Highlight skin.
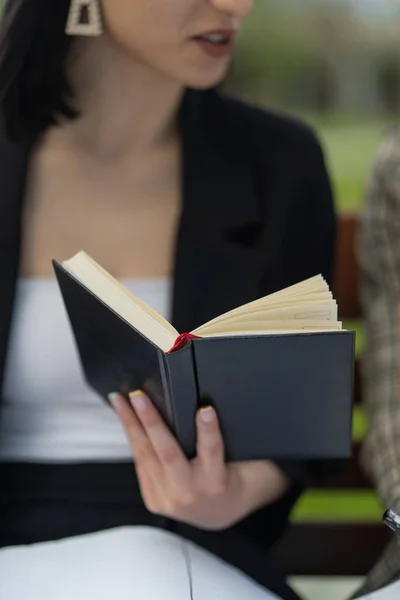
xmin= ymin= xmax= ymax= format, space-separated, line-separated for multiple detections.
xmin=110 ymin=391 xmax=289 ymax=530
xmin=22 ymin=0 xmax=289 ymax=531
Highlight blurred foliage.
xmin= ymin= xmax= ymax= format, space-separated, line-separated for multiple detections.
xmin=223 ymin=1 xmax=400 ymax=213
xmin=225 ymin=0 xmax=400 ymax=115
xmin=225 ymin=2 xmax=319 ymax=100
xmin=303 ymin=113 xmax=396 ymax=211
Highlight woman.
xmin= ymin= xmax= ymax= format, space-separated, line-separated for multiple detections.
xmin=0 ymin=1 xmax=336 ymax=599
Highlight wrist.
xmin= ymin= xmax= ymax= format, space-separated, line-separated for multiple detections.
xmin=244 ymin=460 xmax=290 ymax=512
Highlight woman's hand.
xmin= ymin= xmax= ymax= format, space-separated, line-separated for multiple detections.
xmin=109 ymin=390 xmax=290 ymax=531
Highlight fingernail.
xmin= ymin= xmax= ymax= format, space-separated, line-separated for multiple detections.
xmin=200 ymin=406 xmax=215 ymax=424
xmin=129 ymin=390 xmax=148 ymax=412
xmin=108 ymin=393 xmax=123 ymax=412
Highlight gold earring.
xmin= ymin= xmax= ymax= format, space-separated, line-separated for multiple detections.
xmin=65 ymin=0 xmax=103 ymax=37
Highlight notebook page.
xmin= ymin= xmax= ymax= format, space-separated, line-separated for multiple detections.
xmin=358 ymin=580 xmax=400 ymax=600
xmin=62 ymin=257 xmax=176 ymax=352
xmin=192 ymin=275 xmax=328 ymax=333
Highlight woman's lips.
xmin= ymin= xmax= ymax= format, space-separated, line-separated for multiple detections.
xmin=192 ymin=30 xmax=237 ymax=58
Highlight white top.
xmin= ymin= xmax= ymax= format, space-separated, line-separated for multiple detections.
xmin=0 ymin=277 xmax=172 ymax=462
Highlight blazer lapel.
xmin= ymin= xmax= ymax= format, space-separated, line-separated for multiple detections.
xmin=0 ymin=131 xmax=31 ymax=385
xmin=172 ymin=90 xmax=268 ymax=332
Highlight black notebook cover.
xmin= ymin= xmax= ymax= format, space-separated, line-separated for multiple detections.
xmin=53 ymin=261 xmax=355 ymax=462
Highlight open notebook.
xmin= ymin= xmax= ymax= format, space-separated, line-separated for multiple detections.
xmin=60 ymin=251 xmax=342 ymax=353
xmin=53 ymin=251 xmax=355 ymax=461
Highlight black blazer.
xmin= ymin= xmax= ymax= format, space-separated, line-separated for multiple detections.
xmin=0 ymin=89 xmax=336 ymax=600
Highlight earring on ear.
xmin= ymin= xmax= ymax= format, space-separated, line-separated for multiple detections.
xmin=65 ymin=0 xmax=103 ymax=37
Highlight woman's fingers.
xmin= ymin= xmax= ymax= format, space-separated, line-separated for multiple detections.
xmin=108 ymin=393 xmax=160 ymax=474
xmin=196 ymin=406 xmax=228 ymax=494
xmin=128 ymin=390 xmax=193 ymax=493
xmin=109 ymin=392 xmax=168 ymax=513
xmin=110 ymin=391 xmax=229 ymax=518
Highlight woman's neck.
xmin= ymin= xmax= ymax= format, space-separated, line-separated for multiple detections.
xmin=54 ymin=35 xmax=184 ymax=161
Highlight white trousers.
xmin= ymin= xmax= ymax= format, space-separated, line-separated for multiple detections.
xmin=359 ymin=580 xmax=400 ymax=600
xmin=0 ymin=526 xmax=282 ymax=600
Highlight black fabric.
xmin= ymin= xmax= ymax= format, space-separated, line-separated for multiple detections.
xmin=0 ymin=462 xmax=301 ymax=600
xmin=0 ymin=88 xmax=338 ymax=599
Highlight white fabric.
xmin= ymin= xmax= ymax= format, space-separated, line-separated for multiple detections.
xmin=359 ymin=580 xmax=400 ymax=600
xmin=0 ymin=526 xmax=282 ymax=600
xmin=0 ymin=277 xmax=172 ymax=462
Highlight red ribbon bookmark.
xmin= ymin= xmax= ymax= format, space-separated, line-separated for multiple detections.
xmin=167 ymin=333 xmax=200 ymax=354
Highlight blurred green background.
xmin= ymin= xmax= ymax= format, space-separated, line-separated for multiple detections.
xmin=223 ymin=0 xmax=400 ymax=524
xmin=225 ymin=0 xmax=400 ymax=213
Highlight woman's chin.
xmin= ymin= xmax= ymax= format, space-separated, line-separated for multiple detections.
xmin=188 ymin=79 xmax=224 ymax=90
xmin=183 ymin=71 xmax=229 ymax=90
xmin=172 ymin=57 xmax=230 ymax=90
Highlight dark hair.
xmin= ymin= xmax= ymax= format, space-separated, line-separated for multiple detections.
xmin=0 ymin=0 xmax=77 ymax=141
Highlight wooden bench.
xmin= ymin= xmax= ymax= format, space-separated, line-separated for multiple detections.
xmin=271 ymin=213 xmax=391 ymax=576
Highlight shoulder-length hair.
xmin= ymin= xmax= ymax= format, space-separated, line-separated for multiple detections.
xmin=0 ymin=0 xmax=76 ymax=141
